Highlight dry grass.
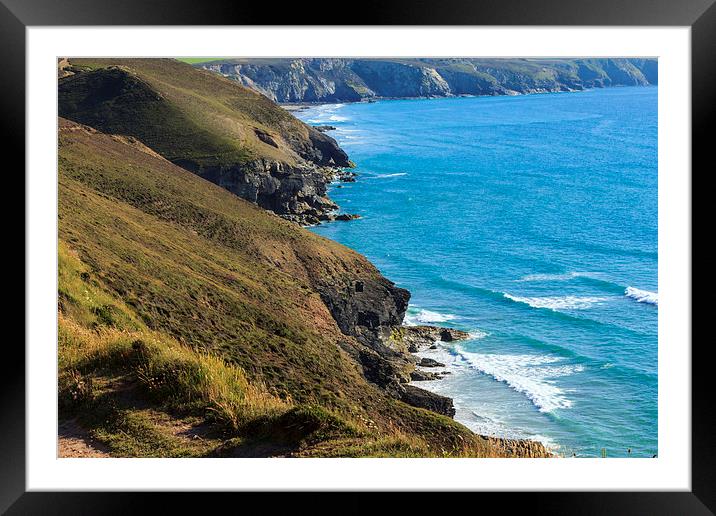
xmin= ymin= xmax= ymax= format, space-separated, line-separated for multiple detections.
xmin=56 ymin=115 xmax=551 ymax=458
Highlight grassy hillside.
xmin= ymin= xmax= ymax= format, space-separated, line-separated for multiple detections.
xmin=58 ymin=118 xmax=549 ymax=457
xmin=58 ymin=58 xmax=352 ymax=224
xmin=59 ymin=58 xmax=348 ymax=168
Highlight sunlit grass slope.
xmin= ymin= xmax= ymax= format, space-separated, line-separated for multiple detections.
xmin=58 ymin=118 xmax=545 ymax=457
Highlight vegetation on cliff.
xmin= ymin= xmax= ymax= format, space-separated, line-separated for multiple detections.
xmin=58 ymin=118 xmax=550 ymax=457
xmin=58 ymin=58 xmax=350 ymax=224
xmin=195 ymin=58 xmax=658 ymax=103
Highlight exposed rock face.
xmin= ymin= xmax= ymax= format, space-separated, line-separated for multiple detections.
xmin=317 ymin=276 xmax=414 ymax=392
xmin=176 ymin=158 xmax=343 ymax=226
xmin=349 ymin=60 xmax=451 ymax=98
xmin=400 ymin=385 xmax=456 ymax=417
xmin=319 ymin=278 xmax=410 ymax=345
xmin=401 ymin=325 xmax=471 ymax=353
xmin=362 ymin=324 xmax=470 ymax=413
xmin=418 ymin=357 xmax=445 ymax=368
xmin=57 ymin=61 xmax=352 ymax=226
xmin=200 ymin=58 xmax=658 ymax=103
xmin=206 ymin=58 xmax=366 ymax=103
xmin=410 ymin=369 xmax=452 ymax=381
xmin=481 ymin=436 xmax=552 ymax=458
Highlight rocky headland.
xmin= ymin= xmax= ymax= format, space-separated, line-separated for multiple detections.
xmin=57 ymin=58 xmax=551 ymax=457
xmin=197 ymin=58 xmax=658 ymax=104
xmin=58 ymin=59 xmax=357 ymax=226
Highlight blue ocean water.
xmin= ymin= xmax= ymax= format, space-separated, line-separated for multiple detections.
xmin=297 ymin=86 xmax=658 ymax=458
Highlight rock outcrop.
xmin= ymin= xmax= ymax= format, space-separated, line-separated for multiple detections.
xmin=400 ymin=385 xmax=456 ymax=417
xmin=57 ymin=59 xmax=353 ymax=226
xmin=180 ymin=158 xmax=348 ymax=226
xmin=316 ymin=275 xmax=414 ymax=394
xmin=418 ymin=357 xmax=445 ymax=368
xmin=401 ymin=325 xmax=471 ymax=352
xmin=199 ymin=58 xmax=658 ymax=104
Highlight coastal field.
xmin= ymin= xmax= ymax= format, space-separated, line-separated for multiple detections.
xmin=56 ymin=57 xmax=656 ymax=458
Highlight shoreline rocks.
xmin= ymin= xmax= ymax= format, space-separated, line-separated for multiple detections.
xmin=418 ymin=357 xmax=445 ymax=368
xmin=401 ymin=325 xmax=471 ymax=353
xmin=371 ymin=323 xmax=470 ymax=415
xmin=313 ymin=125 xmax=337 ymax=132
xmin=399 ymin=385 xmax=456 ymax=417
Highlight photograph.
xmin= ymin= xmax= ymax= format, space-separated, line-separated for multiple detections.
xmin=56 ymin=56 xmax=658 ymax=459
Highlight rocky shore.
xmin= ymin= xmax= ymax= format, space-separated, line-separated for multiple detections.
xmin=384 ymin=325 xmax=470 ymax=417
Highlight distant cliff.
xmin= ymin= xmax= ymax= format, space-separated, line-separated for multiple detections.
xmin=197 ymin=58 xmax=658 ymax=103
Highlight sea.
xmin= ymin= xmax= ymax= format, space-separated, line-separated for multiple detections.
xmin=296 ymin=86 xmax=658 ymax=458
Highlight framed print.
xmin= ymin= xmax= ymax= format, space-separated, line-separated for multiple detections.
xmin=6 ymin=0 xmax=713 ymax=513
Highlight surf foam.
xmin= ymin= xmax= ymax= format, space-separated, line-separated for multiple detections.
xmin=456 ymin=350 xmax=584 ymax=413
xmin=504 ymin=293 xmax=608 ymax=310
xmin=624 ymin=286 xmax=658 ymax=306
xmin=372 ymin=172 xmax=407 ymax=178
xmin=404 ymin=307 xmax=457 ymax=326
xmin=518 ymin=271 xmax=593 ymax=282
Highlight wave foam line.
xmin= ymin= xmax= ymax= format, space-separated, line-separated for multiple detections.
xmin=518 ymin=271 xmax=593 ymax=282
xmin=624 ymin=286 xmax=658 ymax=306
xmin=457 ymin=349 xmax=584 ymax=413
xmin=404 ymin=307 xmax=457 ymax=326
xmin=504 ymin=293 xmax=608 ymax=310
xmin=367 ymin=172 xmax=407 ymax=179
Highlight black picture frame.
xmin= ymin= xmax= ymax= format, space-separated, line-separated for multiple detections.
xmin=5 ymin=0 xmax=712 ymax=513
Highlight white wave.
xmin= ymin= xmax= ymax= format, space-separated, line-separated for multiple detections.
xmin=504 ymin=293 xmax=608 ymax=310
xmin=371 ymin=172 xmax=407 ymax=178
xmin=312 ymin=103 xmax=345 ymax=112
xmin=468 ymin=329 xmax=489 ymax=340
xmin=625 ymin=286 xmax=658 ymax=306
xmin=457 ymin=350 xmax=584 ymax=413
xmin=366 ymin=172 xmax=408 ymax=179
xmin=404 ymin=307 xmax=457 ymax=326
xmin=518 ymin=271 xmax=593 ymax=282
xmin=412 ymin=346 xmax=564 ymax=447
xmin=302 ymin=104 xmax=347 ymax=123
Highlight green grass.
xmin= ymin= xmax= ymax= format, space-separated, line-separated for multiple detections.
xmin=58 ymin=118 xmax=546 ymax=458
xmin=58 ymin=58 xmax=347 ymax=173
xmin=57 ymin=116 xmax=551 ymax=458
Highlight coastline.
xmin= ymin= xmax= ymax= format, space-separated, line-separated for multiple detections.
xmin=397 ymin=323 xmax=556 ymax=456
xmin=295 ymin=103 xmax=554 ymax=454
xmin=296 ymin=87 xmax=658 ymax=457
xmin=279 ymin=84 xmax=659 ymax=112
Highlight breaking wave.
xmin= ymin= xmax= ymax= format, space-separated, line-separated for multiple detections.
xmin=503 ymin=293 xmax=609 ymax=310
xmin=518 ymin=271 xmax=594 ymax=282
xmin=625 ymin=286 xmax=658 ymax=306
xmin=457 ymin=349 xmax=585 ymax=413
xmin=404 ymin=307 xmax=457 ymax=326
xmin=372 ymin=172 xmax=407 ymax=178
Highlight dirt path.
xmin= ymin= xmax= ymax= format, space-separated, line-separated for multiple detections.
xmin=58 ymin=419 xmax=111 ymax=458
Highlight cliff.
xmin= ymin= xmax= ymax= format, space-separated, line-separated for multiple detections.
xmin=197 ymin=58 xmax=658 ymax=103
xmin=58 ymin=58 xmax=352 ymax=225
xmin=57 ymin=117 xmax=550 ymax=457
